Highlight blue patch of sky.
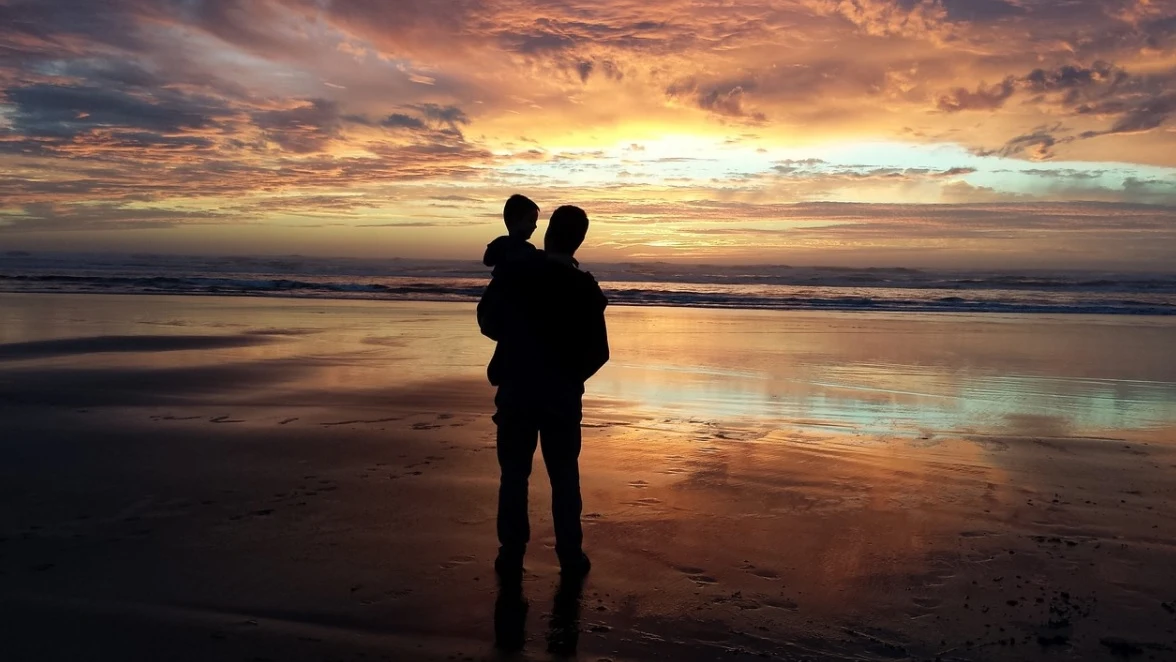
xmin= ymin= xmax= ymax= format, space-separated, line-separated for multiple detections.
xmin=496 ymin=138 xmax=1176 ymax=200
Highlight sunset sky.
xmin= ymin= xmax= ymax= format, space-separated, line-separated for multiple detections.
xmin=1 ymin=0 xmax=1175 ymax=268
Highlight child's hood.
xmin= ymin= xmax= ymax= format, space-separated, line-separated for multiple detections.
xmin=483 ymin=236 xmax=535 ymax=267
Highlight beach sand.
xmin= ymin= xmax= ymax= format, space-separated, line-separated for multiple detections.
xmin=1 ymin=293 xmax=1175 ymax=661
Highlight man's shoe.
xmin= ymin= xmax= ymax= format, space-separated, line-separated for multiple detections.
xmin=494 ymin=552 xmax=524 ymax=581
xmin=558 ymin=551 xmax=591 ymax=577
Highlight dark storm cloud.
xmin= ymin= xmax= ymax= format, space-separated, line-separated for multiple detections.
xmin=937 ymin=76 xmax=1016 ymax=112
xmin=499 ymin=30 xmax=579 ymax=55
xmin=1106 ymin=92 xmax=1176 ymax=133
xmin=493 ymin=16 xmax=682 ymax=55
xmin=0 ymin=0 xmax=151 ymax=55
xmin=168 ymin=0 xmax=320 ymax=58
xmin=698 ymin=86 xmax=765 ymax=122
xmin=666 ymin=79 xmax=767 ymax=122
xmin=940 ymin=0 xmax=1025 ymax=21
xmin=380 ymin=113 xmax=428 ymax=130
xmin=937 ymin=59 xmax=1175 ymax=155
xmin=996 ymin=128 xmax=1069 ymax=160
xmin=1080 ymin=91 xmax=1176 ymax=137
xmin=1 ymin=201 xmax=230 ymax=232
xmin=1022 ymin=62 xmax=1127 ymax=95
xmin=3 ymin=83 xmax=238 ymax=138
xmin=45 ymin=58 xmax=166 ymax=89
xmin=408 ymin=103 xmax=471 ymax=137
xmin=252 ymin=98 xmax=344 ymax=153
xmin=938 ymin=167 xmax=977 ymax=177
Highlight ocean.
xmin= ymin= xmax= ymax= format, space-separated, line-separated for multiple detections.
xmin=2 ymin=251 xmax=1175 ymax=315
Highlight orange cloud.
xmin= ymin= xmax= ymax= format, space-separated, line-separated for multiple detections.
xmin=0 ymin=0 xmax=1173 ymax=268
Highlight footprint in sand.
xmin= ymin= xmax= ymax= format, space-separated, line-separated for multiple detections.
xmin=623 ymin=497 xmax=662 ymax=507
xmin=359 ymin=587 xmax=412 ymax=606
xmin=675 ymin=566 xmax=718 ymax=584
xmin=740 ymin=563 xmax=781 ymax=580
xmin=322 ymin=417 xmax=401 ymax=427
xmin=628 ymin=480 xmax=650 ymax=489
xmin=210 ymin=415 xmax=244 ymax=424
xmin=764 ymin=597 xmax=798 ymax=611
xmin=411 ymin=422 xmax=442 ymax=431
xmin=906 ymin=596 xmax=942 ymax=619
xmin=440 ymin=555 xmax=476 ymax=569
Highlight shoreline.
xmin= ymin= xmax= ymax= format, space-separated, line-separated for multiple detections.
xmin=2 ymin=288 xmax=1175 ymax=317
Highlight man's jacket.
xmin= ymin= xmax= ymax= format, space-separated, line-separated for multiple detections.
xmin=477 ymin=257 xmax=609 ymax=391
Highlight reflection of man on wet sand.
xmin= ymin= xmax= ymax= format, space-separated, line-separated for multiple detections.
xmin=478 ymin=204 xmax=610 ymax=581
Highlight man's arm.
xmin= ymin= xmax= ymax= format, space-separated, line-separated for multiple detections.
xmin=580 ymin=281 xmax=610 ymax=382
xmin=477 ymin=278 xmax=505 ymax=341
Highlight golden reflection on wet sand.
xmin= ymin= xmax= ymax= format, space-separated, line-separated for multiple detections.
xmin=6 ymin=293 xmax=1172 ymax=435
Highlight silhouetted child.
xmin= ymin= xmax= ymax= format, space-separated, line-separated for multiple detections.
xmin=483 ymin=194 xmax=540 ymax=270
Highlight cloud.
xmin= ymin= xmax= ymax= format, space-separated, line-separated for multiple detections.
xmin=1084 ymin=91 xmax=1176 ymax=136
xmin=939 ymin=0 xmax=1024 ymax=22
xmin=936 ymin=61 xmax=1173 ymax=154
xmin=252 ymin=98 xmax=344 ymax=153
xmin=1 ymin=200 xmax=230 ymax=232
xmin=3 ymin=83 xmax=236 ymax=138
xmin=666 ymin=79 xmax=767 ymax=122
xmin=938 ymin=167 xmax=976 ymax=176
xmin=410 ymin=103 xmax=471 ymax=137
xmin=995 ymin=127 xmax=1068 ymax=160
xmin=822 ymin=0 xmax=950 ymax=39
xmin=1 ymin=0 xmax=1175 ymax=268
xmin=937 ymin=77 xmax=1016 ymax=112
xmin=380 ymin=113 xmax=428 ymax=130
xmin=698 ymin=86 xmax=764 ymax=122
xmin=1022 ymin=62 xmax=1128 ymax=96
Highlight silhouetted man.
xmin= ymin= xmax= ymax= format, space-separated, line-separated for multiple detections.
xmin=477 ymin=205 xmax=609 ymax=580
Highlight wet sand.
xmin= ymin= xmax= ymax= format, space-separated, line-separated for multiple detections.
xmin=1 ymin=293 xmax=1175 ymax=661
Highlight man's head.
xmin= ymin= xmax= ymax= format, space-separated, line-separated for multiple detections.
xmin=503 ymin=194 xmax=539 ymax=240
xmin=544 ymin=205 xmax=589 ymax=256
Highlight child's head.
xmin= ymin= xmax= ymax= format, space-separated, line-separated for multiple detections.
xmin=544 ymin=205 xmax=589 ymax=256
xmin=503 ymin=194 xmax=539 ymax=240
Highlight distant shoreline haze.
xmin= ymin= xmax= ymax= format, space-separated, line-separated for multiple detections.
xmin=2 ymin=253 xmax=1174 ymax=315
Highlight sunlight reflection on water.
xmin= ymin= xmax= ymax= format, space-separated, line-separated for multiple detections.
xmin=2 ymin=294 xmax=1173 ymax=438
xmin=596 ymin=306 xmax=1176 ymax=437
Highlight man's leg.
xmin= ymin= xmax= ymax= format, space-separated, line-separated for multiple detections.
xmin=538 ymin=392 xmax=584 ymax=566
xmin=495 ymin=388 xmax=540 ymax=568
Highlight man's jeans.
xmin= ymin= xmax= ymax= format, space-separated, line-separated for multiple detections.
xmin=493 ymin=384 xmax=584 ymax=560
